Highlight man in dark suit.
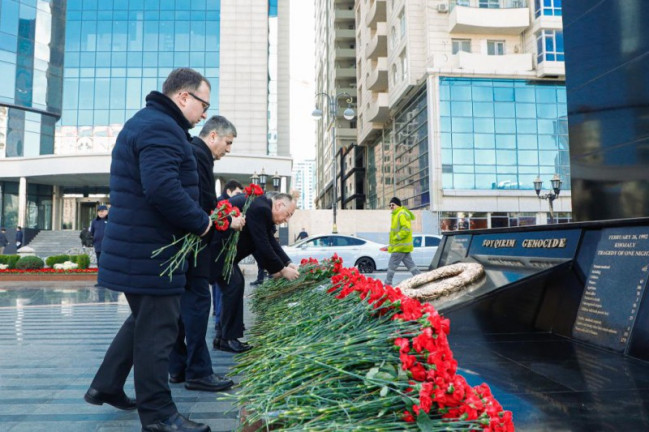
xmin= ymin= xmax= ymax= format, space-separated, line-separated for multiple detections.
xmin=84 ymin=68 xmax=214 ymax=432
xmin=212 ymin=192 xmax=300 ymax=353
xmin=211 ymin=179 xmax=243 ymax=348
xmin=168 ymin=116 xmax=244 ymax=392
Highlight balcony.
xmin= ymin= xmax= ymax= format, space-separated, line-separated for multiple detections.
xmin=335 ymin=127 xmax=357 ymax=140
xmin=367 ymin=58 xmax=388 ymax=91
xmin=367 ymin=92 xmax=389 ymax=123
xmin=449 ymin=51 xmax=533 ymax=73
xmin=336 ymin=47 xmax=356 ymax=59
xmin=536 ymin=60 xmax=565 ymax=78
xmin=335 ymin=66 xmax=357 ymax=79
xmin=335 ymin=9 xmax=355 ymax=21
xmin=334 ymin=28 xmax=356 ymax=40
xmin=449 ymin=0 xmax=530 ymax=35
xmin=365 ymin=26 xmax=387 ymax=59
xmin=365 ymin=0 xmax=386 ymax=28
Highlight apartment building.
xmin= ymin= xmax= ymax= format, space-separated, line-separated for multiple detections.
xmin=354 ymin=0 xmax=570 ymax=231
xmin=313 ymin=0 xmax=359 ymax=210
xmin=292 ymin=159 xmax=317 ymax=210
xmin=0 ymin=0 xmax=293 ymax=231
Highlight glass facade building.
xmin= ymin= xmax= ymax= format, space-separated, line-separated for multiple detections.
xmin=0 ymin=0 xmax=64 ymax=159
xmin=57 ymin=0 xmax=221 ymax=154
xmin=439 ymin=77 xmax=569 ymax=192
xmin=0 ymin=0 xmax=63 ymax=229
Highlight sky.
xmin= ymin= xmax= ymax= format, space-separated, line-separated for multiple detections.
xmin=289 ymin=0 xmax=316 ymax=162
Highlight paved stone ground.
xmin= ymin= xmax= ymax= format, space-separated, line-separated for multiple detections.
xmin=0 ymin=278 xmax=255 ymax=432
xmin=0 ymin=269 xmax=410 ymax=432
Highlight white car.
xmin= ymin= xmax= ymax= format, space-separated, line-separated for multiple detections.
xmin=283 ymin=234 xmax=390 ymax=273
xmin=380 ymin=234 xmax=442 ymax=268
xmin=411 ymin=234 xmax=442 ymax=267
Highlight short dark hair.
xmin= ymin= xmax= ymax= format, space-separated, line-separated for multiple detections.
xmin=223 ymin=179 xmax=244 ymax=194
xmin=162 ymin=68 xmax=210 ymax=96
xmin=200 ymin=115 xmax=237 ymax=139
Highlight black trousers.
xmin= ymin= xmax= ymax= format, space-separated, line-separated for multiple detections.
xmin=169 ymin=274 xmax=213 ymax=380
xmin=90 ymin=293 xmax=180 ymax=426
xmin=217 ymin=264 xmax=245 ymax=340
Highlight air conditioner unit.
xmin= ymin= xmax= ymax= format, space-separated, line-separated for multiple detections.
xmin=437 ymin=3 xmax=448 ymax=13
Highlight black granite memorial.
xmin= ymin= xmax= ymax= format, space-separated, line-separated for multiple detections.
xmin=431 ymin=218 xmax=649 ymax=430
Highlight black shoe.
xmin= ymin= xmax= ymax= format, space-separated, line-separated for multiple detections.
xmin=142 ymin=413 xmax=210 ymax=432
xmin=84 ymin=387 xmax=136 ymax=411
xmin=218 ymin=339 xmax=252 ymax=353
xmin=212 ymin=336 xmax=221 ymax=349
xmin=169 ymin=372 xmax=185 ymax=384
xmin=250 ymin=280 xmax=263 ymax=286
xmin=185 ymin=374 xmax=234 ymax=392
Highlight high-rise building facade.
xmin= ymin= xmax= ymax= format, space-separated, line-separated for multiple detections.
xmin=292 ymin=159 xmax=316 ymax=210
xmin=313 ymin=0 xmax=358 ymax=211
xmin=0 ymin=0 xmax=65 ymax=229
xmin=352 ymin=0 xmax=571 ymax=231
xmin=0 ymin=0 xmax=293 ymax=231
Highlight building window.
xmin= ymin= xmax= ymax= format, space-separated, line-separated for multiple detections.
xmin=535 ymin=0 xmax=562 ymax=17
xmin=401 ymin=51 xmax=408 ymax=81
xmin=390 ymin=26 xmax=397 ymax=49
xmin=399 ymin=11 xmax=406 ymax=39
xmin=487 ymin=40 xmax=505 ymax=55
xmin=536 ymin=30 xmax=564 ymax=62
xmin=452 ymin=39 xmax=471 ymax=54
xmin=479 ymin=0 xmax=500 ymax=8
xmin=438 ymin=77 xmax=570 ymax=192
xmin=391 ymin=64 xmax=398 ymax=86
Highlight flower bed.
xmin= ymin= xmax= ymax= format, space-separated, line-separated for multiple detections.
xmin=0 ymin=268 xmax=98 ymax=282
xmin=231 ymin=256 xmax=514 ymax=431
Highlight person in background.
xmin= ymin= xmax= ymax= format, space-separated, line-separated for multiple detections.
xmin=90 ymin=205 xmax=109 ymax=263
xmin=15 ymin=226 xmax=23 ymax=249
xmin=213 ymin=192 xmax=300 ymax=353
xmin=211 ymin=179 xmax=243 ymax=349
xmin=295 ymin=227 xmax=309 ymax=242
xmin=384 ymin=197 xmax=421 ymax=287
xmin=0 ymin=227 xmax=8 ymax=254
xmin=168 ymin=117 xmax=243 ymax=393
xmin=84 ymin=68 xmax=213 ymax=432
xmin=80 ymin=227 xmax=94 ymax=248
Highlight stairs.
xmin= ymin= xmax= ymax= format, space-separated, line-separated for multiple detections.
xmin=27 ymin=230 xmax=95 ymax=261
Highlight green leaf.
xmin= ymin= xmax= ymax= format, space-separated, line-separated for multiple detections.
xmin=365 ymin=366 xmax=379 ymax=380
xmin=416 ymin=412 xmax=437 ymax=431
xmin=379 ymin=386 xmax=389 ymax=397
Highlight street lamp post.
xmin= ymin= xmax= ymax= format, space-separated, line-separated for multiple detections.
xmin=312 ymin=92 xmax=355 ymax=234
xmin=259 ymin=168 xmax=268 ymax=192
xmin=272 ymin=171 xmax=281 ymax=191
xmin=250 ymin=171 xmax=260 ymax=186
xmin=533 ymin=174 xmax=562 ymax=224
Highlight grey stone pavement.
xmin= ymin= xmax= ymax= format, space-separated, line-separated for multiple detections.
xmin=0 ymin=269 xmax=409 ymax=432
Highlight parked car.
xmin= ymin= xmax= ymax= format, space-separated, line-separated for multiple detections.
xmin=283 ymin=234 xmax=390 ymax=273
xmin=380 ymin=234 xmax=442 ymax=268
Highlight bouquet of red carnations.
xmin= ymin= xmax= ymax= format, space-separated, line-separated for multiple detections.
xmin=152 ymin=198 xmax=242 ymax=280
xmin=215 ymin=183 xmax=264 ymax=283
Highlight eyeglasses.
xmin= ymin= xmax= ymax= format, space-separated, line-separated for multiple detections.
xmin=188 ymin=92 xmax=210 ymax=113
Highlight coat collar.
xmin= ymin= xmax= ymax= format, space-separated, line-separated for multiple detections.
xmin=145 ymin=91 xmax=193 ymax=137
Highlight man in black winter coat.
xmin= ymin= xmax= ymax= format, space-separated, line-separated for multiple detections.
xmin=84 ymin=68 xmax=214 ymax=432
xmin=212 ymin=192 xmax=300 ymax=353
xmin=211 ymin=179 xmax=243 ymax=347
xmin=169 ymin=116 xmax=244 ymax=392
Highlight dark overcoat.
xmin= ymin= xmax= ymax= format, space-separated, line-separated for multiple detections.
xmin=98 ymin=91 xmax=210 ymax=295
xmin=210 ymin=194 xmax=290 ymax=282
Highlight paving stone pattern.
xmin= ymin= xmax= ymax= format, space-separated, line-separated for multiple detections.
xmin=0 ymin=281 xmax=253 ymax=432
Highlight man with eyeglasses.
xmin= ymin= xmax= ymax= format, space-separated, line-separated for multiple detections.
xmin=84 ymin=68 xmax=214 ymax=432
xmin=168 ymin=115 xmax=243 ymax=393
xmin=385 ymin=197 xmax=421 ymax=287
